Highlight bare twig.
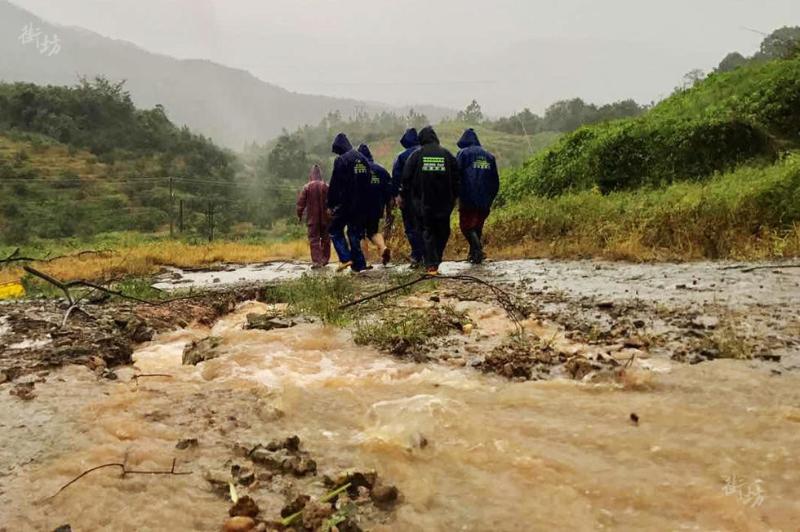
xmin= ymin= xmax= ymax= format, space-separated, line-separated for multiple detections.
xmin=1 ymin=248 xmax=111 ymax=267
xmin=46 ymin=458 xmax=191 ymax=500
xmin=339 ymin=275 xmax=429 ymax=310
xmin=23 ymin=265 xmax=203 ymax=306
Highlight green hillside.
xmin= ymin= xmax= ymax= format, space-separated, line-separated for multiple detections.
xmin=0 ymin=79 xmax=244 ymax=244
xmin=484 ymin=54 xmax=800 ymax=260
xmin=368 ymin=121 xmax=559 ymax=171
xmin=500 ymin=55 xmax=800 ymax=202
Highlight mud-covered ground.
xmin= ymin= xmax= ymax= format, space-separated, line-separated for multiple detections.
xmin=1 ymin=259 xmax=799 ymax=530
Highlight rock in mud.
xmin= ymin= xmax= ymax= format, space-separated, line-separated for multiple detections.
xmin=245 ymin=313 xmax=295 ymax=331
xmin=229 ymin=496 xmax=260 ymax=518
xmin=565 ymin=357 xmax=604 ymax=380
xmin=248 ymin=436 xmax=316 ymax=477
xmin=222 ymin=516 xmax=256 ymax=532
xmin=623 ymin=336 xmax=647 ymax=349
xmin=281 ymin=494 xmax=311 ymax=518
xmin=176 ymin=438 xmax=199 ymax=450
xmin=10 ymin=382 xmax=36 ymax=401
xmin=299 ymin=501 xmax=334 ymax=530
xmin=371 ymin=485 xmax=400 ymax=510
xmin=233 ymin=466 xmax=256 ymax=487
xmin=183 ymin=336 xmax=224 ymax=365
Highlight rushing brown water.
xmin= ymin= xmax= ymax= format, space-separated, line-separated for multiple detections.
xmin=2 ymin=301 xmax=799 ymax=531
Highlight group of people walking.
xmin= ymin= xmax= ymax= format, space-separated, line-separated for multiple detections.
xmin=296 ymin=126 xmax=499 ymax=275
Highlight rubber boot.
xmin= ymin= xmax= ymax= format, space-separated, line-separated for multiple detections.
xmin=466 ymin=230 xmax=485 ymax=264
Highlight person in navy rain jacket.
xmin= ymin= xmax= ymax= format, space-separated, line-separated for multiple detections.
xmin=357 ymin=144 xmax=393 ymax=266
xmin=327 ymin=133 xmax=371 ymax=272
xmin=456 ymin=128 xmax=499 ymax=264
xmin=391 ymin=128 xmax=425 ymax=268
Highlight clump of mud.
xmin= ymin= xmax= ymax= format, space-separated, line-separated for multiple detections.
xmin=0 ymin=287 xmax=267 ymax=384
xmin=476 ymin=334 xmax=622 ymax=382
xmin=206 ymin=436 xmax=400 ymax=531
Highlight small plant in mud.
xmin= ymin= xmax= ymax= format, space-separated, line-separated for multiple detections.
xmin=114 ymin=277 xmax=165 ymax=301
xmin=708 ymin=326 xmax=752 ymax=360
xmin=265 ymin=274 xmax=356 ymax=325
xmin=478 ymin=332 xmax=563 ymax=380
xmin=354 ymin=305 xmax=468 ymax=359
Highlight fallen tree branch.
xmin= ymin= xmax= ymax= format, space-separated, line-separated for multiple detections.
xmin=23 ymin=265 xmax=203 ymax=306
xmin=339 ymin=275 xmax=429 ymax=310
xmin=1 ymin=248 xmax=111 ymax=267
xmin=22 ymin=265 xmax=74 ymax=305
xmin=46 ymin=458 xmax=191 ymax=500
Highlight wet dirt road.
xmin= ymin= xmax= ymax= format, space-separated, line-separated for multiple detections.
xmin=1 ymin=260 xmax=799 ymax=530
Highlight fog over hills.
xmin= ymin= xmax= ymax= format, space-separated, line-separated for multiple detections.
xmin=0 ymin=0 xmax=451 ymax=149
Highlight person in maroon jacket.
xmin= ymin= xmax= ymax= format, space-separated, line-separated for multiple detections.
xmin=296 ymin=164 xmax=331 ymax=268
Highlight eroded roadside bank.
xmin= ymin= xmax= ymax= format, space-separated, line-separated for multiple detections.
xmin=1 ymin=259 xmax=799 ymax=530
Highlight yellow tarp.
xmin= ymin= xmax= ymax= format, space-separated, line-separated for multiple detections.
xmin=0 ymin=281 xmax=25 ymax=300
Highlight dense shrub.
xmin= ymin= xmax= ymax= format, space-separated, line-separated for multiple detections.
xmin=500 ymin=56 xmax=800 ymax=202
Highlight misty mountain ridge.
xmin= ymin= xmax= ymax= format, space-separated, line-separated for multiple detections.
xmin=0 ymin=0 xmax=452 ymax=149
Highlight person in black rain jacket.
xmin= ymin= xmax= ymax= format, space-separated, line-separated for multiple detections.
xmin=401 ymin=126 xmax=459 ymax=274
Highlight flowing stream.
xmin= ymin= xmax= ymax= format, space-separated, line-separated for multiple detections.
xmin=2 ymin=303 xmax=800 ymax=531
xmin=1 ymin=298 xmax=799 ymax=531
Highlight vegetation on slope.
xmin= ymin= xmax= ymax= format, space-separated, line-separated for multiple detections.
xmin=500 ymin=55 xmax=800 ymax=201
xmin=485 ymin=154 xmax=800 ymax=261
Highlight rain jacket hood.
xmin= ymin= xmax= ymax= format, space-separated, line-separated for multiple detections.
xmin=332 ymin=133 xmax=353 ymax=155
xmin=400 ymin=128 xmax=420 ymax=149
xmin=308 ymin=164 xmax=323 ymax=182
xmin=418 ymin=126 xmax=440 ymax=146
xmin=357 ymin=144 xmax=374 ymax=162
xmin=457 ymin=128 xmax=481 ymax=149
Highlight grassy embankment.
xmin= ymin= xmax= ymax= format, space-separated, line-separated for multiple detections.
xmin=0 ymin=233 xmax=306 ymax=286
xmin=482 ymin=55 xmax=800 ymax=261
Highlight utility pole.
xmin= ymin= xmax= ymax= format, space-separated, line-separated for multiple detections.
xmin=168 ymin=177 xmax=174 ymax=238
xmin=178 ymin=199 xmax=184 ymax=234
xmin=207 ymin=201 xmax=215 ymax=242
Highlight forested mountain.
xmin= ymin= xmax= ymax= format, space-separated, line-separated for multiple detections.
xmin=0 ymin=79 xmax=245 ymax=243
xmin=0 ymin=0 xmax=451 ymax=149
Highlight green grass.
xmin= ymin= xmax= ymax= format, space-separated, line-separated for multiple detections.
xmin=487 ymin=152 xmax=800 ymax=260
xmin=353 ymin=304 xmax=468 ymax=356
xmin=265 ymin=274 xmax=357 ymax=326
xmin=368 ymin=121 xmax=560 ymax=171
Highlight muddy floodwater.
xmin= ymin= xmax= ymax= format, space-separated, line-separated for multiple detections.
xmin=2 ymin=260 xmax=800 ymax=530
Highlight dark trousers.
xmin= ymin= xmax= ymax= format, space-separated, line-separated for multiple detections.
xmin=401 ymin=207 xmax=425 ymax=263
xmin=329 ymin=216 xmax=367 ymax=271
xmin=421 ymin=216 xmax=451 ymax=269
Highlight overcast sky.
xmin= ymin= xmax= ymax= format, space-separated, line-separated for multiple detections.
xmin=11 ymin=0 xmax=800 ymax=114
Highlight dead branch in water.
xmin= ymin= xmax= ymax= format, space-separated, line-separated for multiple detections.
xmin=46 ymin=458 xmax=192 ymax=500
